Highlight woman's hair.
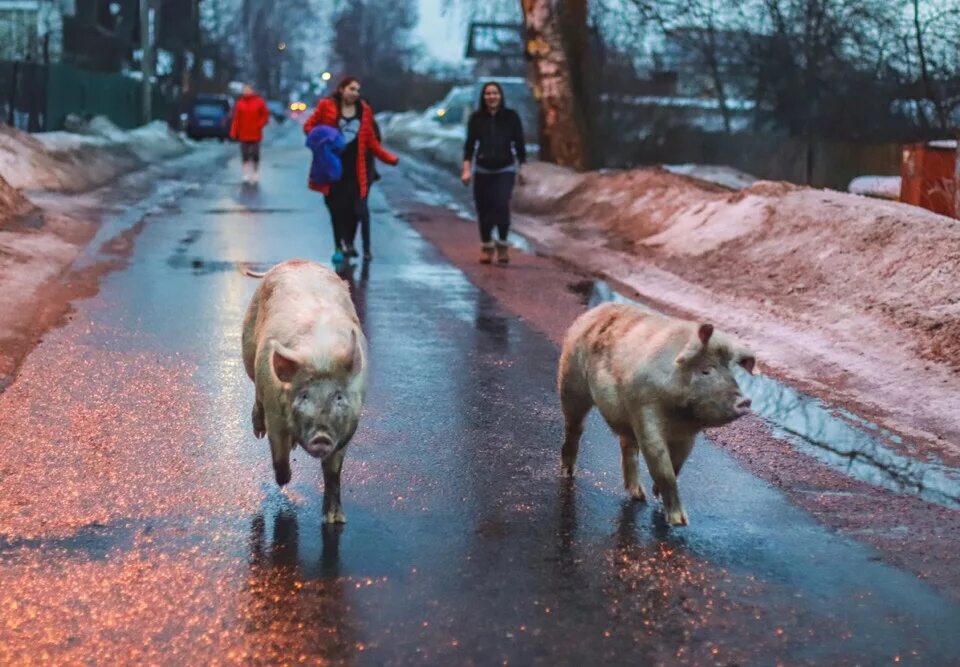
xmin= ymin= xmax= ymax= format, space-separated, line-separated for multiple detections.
xmin=476 ymin=81 xmax=506 ymax=111
xmin=333 ymin=76 xmax=360 ymax=105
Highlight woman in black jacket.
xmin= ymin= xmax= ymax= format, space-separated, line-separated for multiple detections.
xmin=462 ymin=81 xmax=526 ymax=264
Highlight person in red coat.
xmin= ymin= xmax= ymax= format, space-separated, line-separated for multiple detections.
xmin=304 ymin=76 xmax=399 ymax=262
xmin=230 ymin=84 xmax=270 ymax=185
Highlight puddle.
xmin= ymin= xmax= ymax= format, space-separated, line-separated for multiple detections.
xmin=0 ymin=521 xmax=139 ymax=560
xmin=583 ymin=279 xmax=960 ymax=510
xmin=203 ymin=207 xmax=302 ymax=215
xmin=165 ymin=256 xmax=272 ymax=275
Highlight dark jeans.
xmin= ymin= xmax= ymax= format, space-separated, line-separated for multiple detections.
xmin=324 ymin=179 xmax=371 ymax=251
xmin=240 ymin=141 xmax=260 ymax=164
xmin=473 ymin=171 xmax=516 ymax=243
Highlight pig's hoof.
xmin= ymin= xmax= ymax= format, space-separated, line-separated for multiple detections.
xmin=652 ymin=484 xmax=661 ymax=498
xmin=628 ymin=486 xmax=647 ymax=502
xmin=252 ymin=406 xmax=266 ymax=439
xmin=665 ymin=508 xmax=689 ymax=527
xmin=324 ymin=510 xmax=347 ymax=524
xmin=561 ymin=464 xmax=575 ymax=478
xmin=274 ymin=464 xmax=292 ymax=487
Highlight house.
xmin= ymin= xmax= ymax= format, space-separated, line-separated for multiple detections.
xmin=0 ymin=0 xmax=73 ymax=62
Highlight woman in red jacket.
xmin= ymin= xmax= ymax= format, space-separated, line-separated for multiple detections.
xmin=304 ymin=77 xmax=399 ymax=262
xmin=230 ymin=84 xmax=270 ymax=185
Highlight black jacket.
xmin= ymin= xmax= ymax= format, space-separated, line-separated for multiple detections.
xmin=463 ymin=108 xmax=526 ymax=170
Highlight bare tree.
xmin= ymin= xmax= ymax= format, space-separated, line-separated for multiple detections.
xmin=330 ymin=0 xmax=419 ymax=95
xmin=899 ymin=0 xmax=960 ymax=131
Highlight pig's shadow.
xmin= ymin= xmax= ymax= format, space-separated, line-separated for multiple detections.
xmin=249 ymin=498 xmax=344 ymax=578
xmin=609 ymin=490 xmax=691 ymax=548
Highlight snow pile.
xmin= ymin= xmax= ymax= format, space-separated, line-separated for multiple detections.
xmin=848 ymin=175 xmax=901 ymax=200
xmin=663 ymin=163 xmax=758 ymax=190
xmin=378 ymin=111 xmax=466 ymax=171
xmin=515 ymin=163 xmax=960 ymax=368
xmin=0 ymin=117 xmax=191 ymax=193
xmin=0 ymin=173 xmax=35 ymax=225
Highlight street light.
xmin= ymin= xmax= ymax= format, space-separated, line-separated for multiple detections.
xmin=278 ymin=41 xmax=286 ymax=51
xmin=321 ymin=71 xmax=332 ymax=81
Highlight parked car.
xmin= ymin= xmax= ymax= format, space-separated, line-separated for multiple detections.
xmin=428 ymin=78 xmax=539 ymax=138
xmin=266 ymin=100 xmax=288 ymax=124
xmin=184 ymin=94 xmax=232 ymax=140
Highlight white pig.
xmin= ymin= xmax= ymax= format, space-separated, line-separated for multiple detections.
xmin=242 ymin=259 xmax=367 ymax=523
xmin=557 ymin=303 xmax=756 ymax=526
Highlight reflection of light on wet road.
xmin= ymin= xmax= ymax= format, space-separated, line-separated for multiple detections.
xmin=2 ymin=138 xmax=959 ymax=664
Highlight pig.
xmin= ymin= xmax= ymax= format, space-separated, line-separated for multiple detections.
xmin=242 ymin=259 xmax=368 ymax=524
xmin=557 ymin=303 xmax=756 ymax=526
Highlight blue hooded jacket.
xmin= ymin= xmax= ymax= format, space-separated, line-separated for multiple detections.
xmin=306 ymin=125 xmax=346 ymax=189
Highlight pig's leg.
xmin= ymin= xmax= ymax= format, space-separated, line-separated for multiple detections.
xmin=251 ymin=400 xmax=266 ymax=439
xmin=322 ymin=449 xmax=347 ymax=524
xmin=558 ymin=350 xmax=592 ymax=477
xmin=634 ymin=409 xmax=688 ymax=526
xmin=619 ymin=434 xmax=647 ymax=501
xmin=266 ymin=419 xmax=292 ymax=486
xmin=653 ymin=435 xmax=695 ymax=498
xmin=559 ymin=385 xmax=591 ymax=478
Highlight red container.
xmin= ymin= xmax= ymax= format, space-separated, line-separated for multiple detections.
xmin=900 ymin=142 xmax=957 ymax=218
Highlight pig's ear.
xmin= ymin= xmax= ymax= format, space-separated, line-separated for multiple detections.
xmin=342 ymin=329 xmax=363 ymax=375
xmin=698 ymin=323 xmax=714 ymax=345
xmin=737 ymin=353 xmax=757 ymax=375
xmin=272 ymin=344 xmax=301 ymax=383
xmin=675 ymin=323 xmax=713 ymax=367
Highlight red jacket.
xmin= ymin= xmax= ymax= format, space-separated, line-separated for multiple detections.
xmin=303 ymin=97 xmax=398 ymax=197
xmin=230 ymin=95 xmax=270 ymax=142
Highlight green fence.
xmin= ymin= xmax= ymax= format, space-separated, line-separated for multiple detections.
xmin=42 ymin=62 xmax=172 ymax=131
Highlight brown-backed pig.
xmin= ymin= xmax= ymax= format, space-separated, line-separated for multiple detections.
xmin=557 ymin=303 xmax=756 ymax=526
xmin=242 ymin=259 xmax=368 ymax=524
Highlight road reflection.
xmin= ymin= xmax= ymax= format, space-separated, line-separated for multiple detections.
xmin=243 ymin=499 xmax=355 ymax=663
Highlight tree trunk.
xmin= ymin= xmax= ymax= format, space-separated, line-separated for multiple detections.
xmin=519 ymin=0 xmax=591 ymax=170
xmin=912 ymin=0 xmax=948 ymax=131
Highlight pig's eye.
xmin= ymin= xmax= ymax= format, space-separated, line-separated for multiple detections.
xmin=701 ymin=367 xmax=713 ymax=375
xmin=334 ymin=391 xmax=345 ymax=403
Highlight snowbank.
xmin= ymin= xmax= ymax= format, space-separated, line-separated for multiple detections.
xmin=848 ymin=175 xmax=901 ymax=200
xmin=0 ymin=174 xmax=36 ymax=225
xmin=514 ymin=163 xmax=960 ymax=369
xmin=378 ymin=110 xmax=466 ymax=172
xmin=0 ymin=117 xmax=191 ymax=193
xmin=663 ymin=163 xmax=758 ymax=190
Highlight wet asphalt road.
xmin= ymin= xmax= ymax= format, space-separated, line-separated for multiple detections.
xmin=1 ymin=132 xmax=959 ymax=665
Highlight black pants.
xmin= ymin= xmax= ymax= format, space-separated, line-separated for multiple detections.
xmin=240 ymin=141 xmax=260 ymax=164
xmin=324 ymin=179 xmax=371 ymax=251
xmin=473 ymin=171 xmax=516 ymax=243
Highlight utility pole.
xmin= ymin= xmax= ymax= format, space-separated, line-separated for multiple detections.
xmin=141 ymin=0 xmax=155 ymax=124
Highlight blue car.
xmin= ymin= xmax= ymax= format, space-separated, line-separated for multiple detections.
xmin=184 ymin=94 xmax=232 ymax=141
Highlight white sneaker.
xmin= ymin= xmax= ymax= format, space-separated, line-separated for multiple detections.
xmin=241 ymin=162 xmax=253 ymax=184
xmin=250 ymin=166 xmax=260 ymax=184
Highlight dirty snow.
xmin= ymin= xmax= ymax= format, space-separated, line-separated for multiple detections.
xmin=848 ymin=175 xmax=901 ymax=200
xmin=663 ymin=163 xmax=758 ymax=190
xmin=510 ymin=162 xmax=960 ymax=457
xmin=379 ymin=111 xmax=465 ymax=172
xmin=0 ymin=174 xmax=35 ymax=225
xmin=515 ymin=163 xmax=960 ymax=370
xmin=0 ymin=117 xmax=191 ymax=193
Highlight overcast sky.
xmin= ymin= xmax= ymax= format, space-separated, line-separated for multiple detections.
xmin=415 ymin=0 xmax=468 ymax=62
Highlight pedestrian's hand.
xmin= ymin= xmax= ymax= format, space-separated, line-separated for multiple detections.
xmin=461 ymin=168 xmax=471 ymax=186
xmin=516 ymin=169 xmax=526 ymax=186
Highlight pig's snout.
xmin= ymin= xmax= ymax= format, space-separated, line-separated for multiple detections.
xmin=734 ymin=396 xmax=752 ymax=415
xmin=304 ymin=434 xmax=336 ymax=460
